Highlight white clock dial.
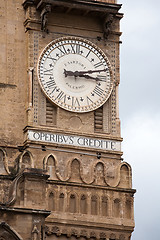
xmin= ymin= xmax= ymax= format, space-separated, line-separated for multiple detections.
xmin=37 ymin=37 xmax=113 ymax=113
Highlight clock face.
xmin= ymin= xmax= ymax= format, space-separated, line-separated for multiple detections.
xmin=37 ymin=37 xmax=113 ymax=113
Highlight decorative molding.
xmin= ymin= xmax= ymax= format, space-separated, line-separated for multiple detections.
xmin=45 ymin=225 xmax=127 ymax=240
xmin=43 ymin=154 xmax=132 ymax=188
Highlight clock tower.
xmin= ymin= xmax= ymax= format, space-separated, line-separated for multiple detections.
xmin=0 ymin=0 xmax=135 ymax=240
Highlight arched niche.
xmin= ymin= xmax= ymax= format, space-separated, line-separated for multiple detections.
xmin=91 ymin=195 xmax=98 ymax=215
xmin=44 ymin=154 xmax=57 ymax=180
xmin=19 ymin=151 xmax=33 ymax=170
xmin=69 ymin=193 xmax=77 ymax=213
xmin=94 ymin=162 xmax=106 ymax=186
xmin=58 ymin=193 xmax=65 ymax=212
xmin=69 ymin=159 xmax=82 ymax=183
xmin=113 ymin=198 xmax=121 ymax=218
xmin=101 ymin=196 xmax=109 ymax=216
xmin=48 ymin=191 xmax=56 ymax=211
xmin=125 ymin=199 xmax=132 ymax=219
xmin=80 ymin=194 xmax=87 ymax=214
xmin=119 ymin=164 xmax=131 ymax=189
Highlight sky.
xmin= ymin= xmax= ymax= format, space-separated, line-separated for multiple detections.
xmin=118 ymin=0 xmax=160 ymax=239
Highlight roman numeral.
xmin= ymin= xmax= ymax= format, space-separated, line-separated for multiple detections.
xmin=87 ymin=96 xmax=94 ymax=105
xmin=70 ymin=44 xmax=81 ymax=54
xmin=57 ymin=45 xmax=67 ymax=55
xmin=47 ymin=54 xmax=57 ymax=62
xmin=93 ymin=85 xmax=104 ymax=96
xmin=76 ymin=44 xmax=80 ymax=54
xmin=44 ymin=68 xmax=53 ymax=75
xmin=50 ymin=86 xmax=58 ymax=95
xmin=72 ymin=97 xmax=80 ymax=107
xmin=94 ymin=62 xmax=103 ymax=68
xmin=46 ymin=78 xmax=56 ymax=88
xmin=56 ymin=91 xmax=66 ymax=103
xmin=86 ymin=50 xmax=91 ymax=58
xmin=97 ymin=75 xmax=106 ymax=82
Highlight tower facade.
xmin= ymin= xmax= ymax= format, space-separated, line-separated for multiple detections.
xmin=0 ymin=0 xmax=135 ymax=240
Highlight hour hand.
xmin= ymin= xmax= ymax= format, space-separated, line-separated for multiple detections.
xmin=64 ymin=69 xmax=75 ymax=77
xmin=75 ymin=69 xmax=108 ymax=75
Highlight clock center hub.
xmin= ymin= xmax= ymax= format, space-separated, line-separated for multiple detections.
xmin=53 ymin=54 xmax=96 ymax=95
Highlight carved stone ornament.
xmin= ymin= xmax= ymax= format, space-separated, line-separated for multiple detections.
xmin=45 ymin=225 xmax=121 ymax=240
xmin=22 ymin=0 xmax=35 ymax=9
xmin=103 ymin=14 xmax=114 ymax=39
xmin=32 ymin=225 xmax=39 ymax=240
xmin=40 ymin=4 xmax=52 ymax=32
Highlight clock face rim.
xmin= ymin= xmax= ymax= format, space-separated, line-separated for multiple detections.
xmin=37 ymin=36 xmax=113 ymax=113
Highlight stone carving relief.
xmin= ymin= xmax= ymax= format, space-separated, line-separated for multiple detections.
xmin=32 ymin=225 xmax=39 ymax=240
xmin=43 ymin=153 xmax=132 ymax=189
xmin=0 ymin=147 xmax=132 ymax=190
xmin=103 ymin=14 xmax=114 ymax=39
xmin=46 ymin=187 xmax=133 ymax=222
xmin=0 ymin=149 xmax=132 ymax=209
xmin=0 ymin=148 xmax=9 ymax=175
xmin=45 ymin=225 xmax=127 ymax=240
xmin=40 ymin=4 xmax=51 ymax=32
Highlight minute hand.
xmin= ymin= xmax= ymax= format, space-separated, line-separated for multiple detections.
xmin=78 ymin=74 xmax=106 ymax=82
xmin=76 ymin=69 xmax=107 ymax=75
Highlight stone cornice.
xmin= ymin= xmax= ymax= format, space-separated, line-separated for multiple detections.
xmin=23 ymin=0 xmax=123 ymax=36
xmin=0 ymin=206 xmax=50 ymax=216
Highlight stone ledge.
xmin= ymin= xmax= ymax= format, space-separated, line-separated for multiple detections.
xmin=0 ymin=206 xmax=50 ymax=217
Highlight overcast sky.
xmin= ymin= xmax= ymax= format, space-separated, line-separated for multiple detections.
xmin=118 ymin=1 xmax=160 ymax=239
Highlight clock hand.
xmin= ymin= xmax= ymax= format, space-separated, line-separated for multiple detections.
xmin=64 ymin=69 xmax=107 ymax=78
xmin=64 ymin=69 xmax=75 ymax=77
xmin=64 ymin=69 xmax=105 ymax=81
xmin=64 ymin=69 xmax=87 ymax=77
xmin=78 ymin=74 xmax=106 ymax=82
xmin=74 ymin=69 xmax=108 ymax=75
